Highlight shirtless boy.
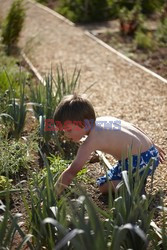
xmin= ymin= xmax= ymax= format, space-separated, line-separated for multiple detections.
xmin=53 ymin=94 xmax=165 ymax=196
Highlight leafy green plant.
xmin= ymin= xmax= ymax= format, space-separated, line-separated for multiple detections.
xmin=1 ymin=0 xmax=25 ymax=54
xmin=119 ymin=3 xmax=143 ymax=36
xmin=141 ymin=0 xmax=165 ymax=15
xmin=149 ymin=205 xmax=167 ymax=249
xmin=0 ymin=69 xmax=34 ymax=139
xmin=156 ymin=17 xmax=167 ymax=44
xmin=110 ymin=0 xmax=164 ymax=15
xmin=0 ymin=199 xmax=33 ymax=249
xmin=22 ymin=150 xmax=164 ymax=249
xmin=58 ymin=0 xmax=110 ymax=23
xmin=23 ymin=153 xmax=69 ymax=249
xmin=30 ymin=66 xmax=80 ymax=143
xmin=0 ymin=44 xmax=33 ymax=97
xmin=0 ymin=68 xmax=29 ymax=98
xmin=32 ymin=155 xmax=71 ymax=186
xmin=6 ymin=80 xmax=27 ymax=140
xmin=0 ymin=138 xmax=35 ymax=177
xmin=135 ymin=29 xmax=155 ymax=50
xmin=0 ymin=176 xmax=12 ymax=197
xmin=0 ymin=149 xmax=163 ymax=249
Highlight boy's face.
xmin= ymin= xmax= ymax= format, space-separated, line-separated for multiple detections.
xmin=63 ymin=122 xmax=86 ymax=142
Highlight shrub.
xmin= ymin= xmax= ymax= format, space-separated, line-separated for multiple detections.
xmin=109 ymin=0 xmax=165 ymax=18
xmin=141 ymin=0 xmax=165 ymax=15
xmin=135 ymin=29 xmax=155 ymax=51
xmin=156 ymin=17 xmax=167 ymax=44
xmin=119 ymin=5 xmax=143 ymax=36
xmin=1 ymin=0 xmax=25 ymax=54
xmin=58 ymin=0 xmax=109 ymax=23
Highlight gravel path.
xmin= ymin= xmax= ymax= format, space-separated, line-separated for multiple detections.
xmin=0 ymin=0 xmax=167 ymax=205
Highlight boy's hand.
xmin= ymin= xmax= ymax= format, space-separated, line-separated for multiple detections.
xmin=155 ymin=144 xmax=166 ymax=163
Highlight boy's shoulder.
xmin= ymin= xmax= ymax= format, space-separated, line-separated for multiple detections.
xmin=96 ymin=116 xmax=122 ymax=123
xmin=95 ymin=116 xmax=122 ymax=131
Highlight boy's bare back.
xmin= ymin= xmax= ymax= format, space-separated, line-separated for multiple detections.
xmin=84 ymin=116 xmax=153 ymax=161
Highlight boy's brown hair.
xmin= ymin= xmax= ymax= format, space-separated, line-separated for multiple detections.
xmin=53 ymin=94 xmax=96 ymax=127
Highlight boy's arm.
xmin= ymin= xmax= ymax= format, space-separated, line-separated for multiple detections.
xmin=55 ymin=140 xmax=95 ymax=196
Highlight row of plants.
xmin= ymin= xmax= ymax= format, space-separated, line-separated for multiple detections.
xmin=36 ymin=0 xmax=166 ymax=23
xmin=0 ymin=152 xmax=167 ymax=249
xmin=0 ymin=65 xmax=81 ymax=193
xmin=0 ymin=66 xmax=80 ymax=139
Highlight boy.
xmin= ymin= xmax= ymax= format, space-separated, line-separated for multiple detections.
xmin=53 ymin=94 xmax=165 ymax=196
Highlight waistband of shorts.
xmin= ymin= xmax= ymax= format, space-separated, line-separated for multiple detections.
xmin=119 ymin=145 xmax=157 ymax=163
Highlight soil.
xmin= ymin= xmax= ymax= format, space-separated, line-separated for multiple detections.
xmin=0 ymin=0 xmax=167 ymax=245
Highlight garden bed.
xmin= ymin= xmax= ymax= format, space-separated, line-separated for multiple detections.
xmin=96 ymin=29 xmax=167 ymax=80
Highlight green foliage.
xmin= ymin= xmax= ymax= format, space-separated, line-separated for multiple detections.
xmin=1 ymin=0 xmax=25 ymax=54
xmin=135 ymin=29 xmax=155 ymax=50
xmin=0 ymin=70 xmax=20 ymax=96
xmin=58 ymin=0 xmax=109 ymax=23
xmin=0 ymin=50 xmax=25 ymax=97
xmin=0 ymin=44 xmax=33 ymax=97
xmin=0 ymin=69 xmax=34 ymax=139
xmin=141 ymin=0 xmax=165 ymax=15
xmin=6 ymin=78 xmax=27 ymax=140
xmin=0 ymin=200 xmax=33 ymax=249
xmin=23 ymin=155 xmax=63 ymax=249
xmin=119 ymin=4 xmax=143 ymax=36
xmin=36 ymin=0 xmax=49 ymax=3
xmin=156 ymin=17 xmax=167 ymax=44
xmin=30 ymin=66 xmax=80 ymax=143
xmin=107 ymin=0 xmax=165 ymax=22
xmin=0 ymin=90 xmax=10 ymax=115
xmin=32 ymin=155 xmax=71 ymax=185
xmin=9 ymin=151 xmax=165 ymax=249
xmin=34 ymin=154 xmax=88 ymax=187
xmin=0 ymin=176 xmax=12 ymax=192
xmin=0 ymin=139 xmax=32 ymax=176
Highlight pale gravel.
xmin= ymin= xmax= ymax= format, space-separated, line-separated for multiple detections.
xmin=0 ymin=0 xmax=167 ymax=208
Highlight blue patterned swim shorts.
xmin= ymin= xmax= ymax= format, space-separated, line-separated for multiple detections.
xmin=97 ymin=145 xmax=159 ymax=186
